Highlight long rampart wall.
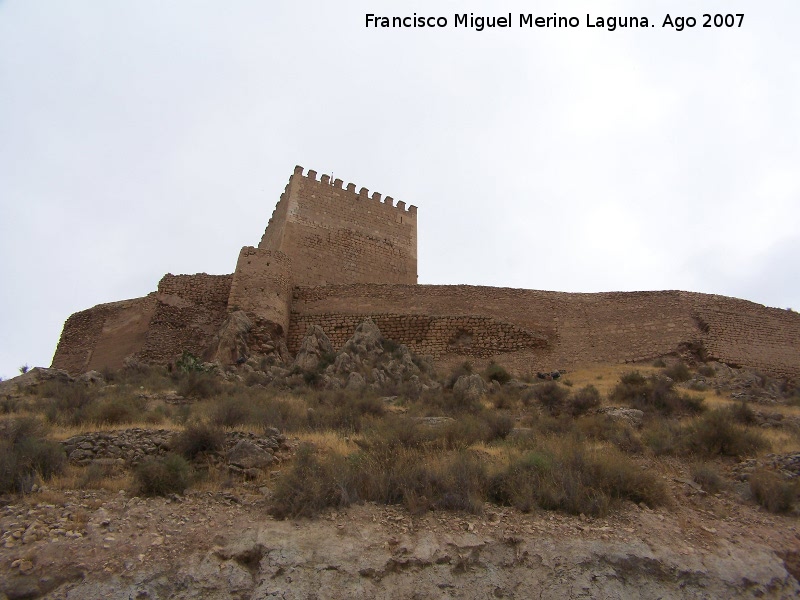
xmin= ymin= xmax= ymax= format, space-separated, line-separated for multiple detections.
xmin=259 ymin=166 xmax=417 ymax=286
xmin=137 ymin=274 xmax=234 ymax=365
xmin=51 ymin=296 xmax=158 ymax=374
xmin=289 ymin=284 xmax=800 ymax=379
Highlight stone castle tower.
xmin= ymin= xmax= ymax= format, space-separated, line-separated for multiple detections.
xmin=226 ymin=166 xmax=417 ymax=342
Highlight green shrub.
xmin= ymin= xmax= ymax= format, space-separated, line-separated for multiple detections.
xmin=172 ymin=422 xmax=225 ymax=460
xmin=484 ymin=362 xmax=511 ymax=385
xmin=133 ymin=454 xmax=191 ymax=496
xmin=175 ymin=351 xmax=205 ymax=373
xmin=749 ymin=469 xmax=797 ymax=513
xmin=652 ymin=358 xmax=666 ymax=368
xmin=568 ymin=385 xmax=601 ymax=416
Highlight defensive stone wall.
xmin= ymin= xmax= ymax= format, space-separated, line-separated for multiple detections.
xmin=51 ymin=166 xmax=799 ymax=381
xmin=136 ymin=274 xmax=234 ymax=365
xmin=258 ymin=166 xmax=417 ymax=286
xmin=52 ymin=296 xmax=158 ymax=374
xmin=289 ymin=285 xmax=800 ymax=379
xmin=228 ymin=247 xmax=293 ymax=335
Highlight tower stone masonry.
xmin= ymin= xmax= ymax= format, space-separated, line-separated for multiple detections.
xmin=52 ymin=166 xmax=800 ymax=381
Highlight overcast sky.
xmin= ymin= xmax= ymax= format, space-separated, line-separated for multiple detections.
xmin=1 ymin=0 xmax=798 ymax=379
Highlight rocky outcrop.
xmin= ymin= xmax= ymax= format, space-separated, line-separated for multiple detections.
xmin=18 ymin=504 xmax=798 ymax=600
xmin=291 ymin=325 xmax=334 ymax=371
xmin=206 ymin=310 xmax=253 ymax=365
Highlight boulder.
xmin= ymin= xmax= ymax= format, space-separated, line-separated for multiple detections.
xmin=227 ymin=440 xmax=274 ymax=470
xmin=599 ymin=407 xmax=645 ymax=428
xmin=453 ymin=374 xmax=488 ymax=404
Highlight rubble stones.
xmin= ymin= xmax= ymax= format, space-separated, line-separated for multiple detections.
xmin=61 ymin=429 xmax=289 ymax=470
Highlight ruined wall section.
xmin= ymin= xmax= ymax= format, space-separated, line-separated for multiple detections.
xmin=687 ymin=293 xmax=800 ymax=380
xmin=259 ymin=166 xmax=417 ymax=286
xmin=136 ymin=274 xmax=233 ymax=365
xmin=51 ymin=296 xmax=158 ymax=374
xmin=228 ymin=246 xmax=293 ymax=337
xmin=289 ymin=285 xmax=800 ymax=379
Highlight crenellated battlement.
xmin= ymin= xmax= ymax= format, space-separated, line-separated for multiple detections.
xmin=258 ymin=165 xmax=417 ymax=287
xmin=290 ymin=165 xmax=417 ymax=216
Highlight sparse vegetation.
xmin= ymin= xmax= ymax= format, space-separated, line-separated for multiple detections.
xmin=484 ymin=361 xmax=511 ymax=385
xmin=567 ymin=385 xmax=601 ymax=416
xmin=3 ymin=355 xmax=794 ymax=523
xmin=749 ymin=469 xmax=798 ymax=514
xmin=525 ymin=381 xmax=569 ymax=415
xmin=0 ymin=417 xmax=66 ymax=494
xmin=172 ymin=422 xmax=225 ymax=460
xmin=662 ymin=361 xmax=691 ymax=383
xmin=609 ymin=371 xmax=704 ymax=416
xmin=133 ymin=453 xmax=191 ymax=496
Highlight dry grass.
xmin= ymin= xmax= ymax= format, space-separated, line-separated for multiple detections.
xmin=560 ymin=363 xmax=663 ymax=400
xmin=48 ymin=463 xmax=132 ymax=493
xmin=295 ymin=430 xmax=359 ymax=455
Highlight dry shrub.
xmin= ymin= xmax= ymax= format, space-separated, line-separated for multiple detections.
xmin=484 ymin=362 xmax=511 ymax=385
xmin=489 ymin=442 xmax=665 ymax=517
xmin=87 ymin=398 xmax=144 ymax=425
xmin=642 ymin=419 xmax=684 ymax=456
xmin=177 ymin=372 xmax=222 ymax=400
xmin=662 ymin=362 xmax=691 ymax=383
xmin=578 ymin=415 xmax=643 ymax=454
xmin=0 ymin=417 xmax=66 ymax=494
xmin=685 ymin=410 xmax=768 ymax=458
xmin=609 ymin=372 xmax=703 ymax=416
xmin=172 ymin=422 xmax=225 ymax=460
xmin=445 ymin=362 xmax=473 ymax=389
xmin=525 ymin=381 xmax=569 ymax=414
xmin=691 ymin=463 xmax=726 ymax=494
xmin=749 ymin=469 xmax=798 ymax=513
xmin=697 ymin=364 xmax=717 ymax=377
xmin=133 ymin=453 xmax=191 ymax=496
xmin=211 ymin=396 xmax=252 ymax=427
xmin=568 ymin=385 xmax=601 ymax=417
xmin=268 ymin=444 xmax=352 ymax=519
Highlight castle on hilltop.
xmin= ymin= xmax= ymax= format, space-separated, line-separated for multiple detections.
xmin=52 ymin=166 xmax=800 ymax=381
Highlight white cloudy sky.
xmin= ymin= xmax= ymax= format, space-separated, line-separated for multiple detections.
xmin=1 ymin=0 xmax=798 ymax=379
